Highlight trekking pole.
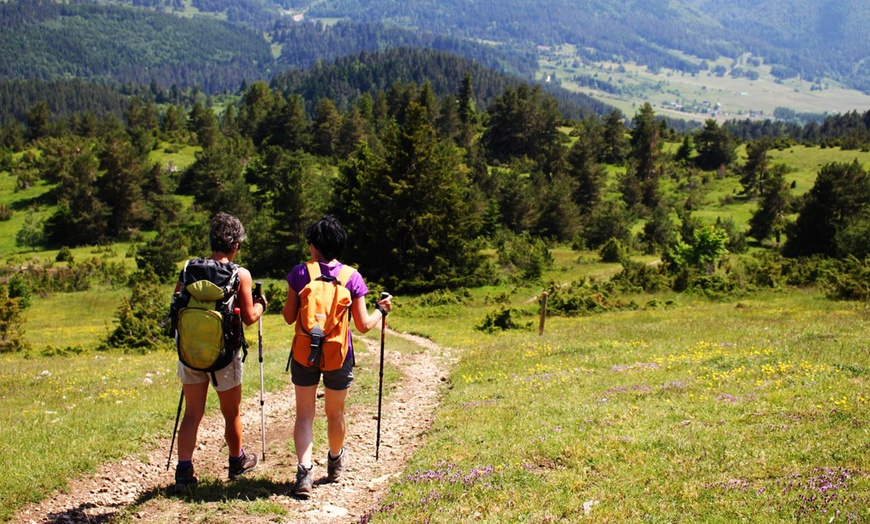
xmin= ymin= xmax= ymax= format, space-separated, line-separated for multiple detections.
xmin=254 ymin=281 xmax=266 ymax=462
xmin=375 ymin=292 xmax=389 ymax=461
xmin=166 ymin=388 xmax=184 ymax=470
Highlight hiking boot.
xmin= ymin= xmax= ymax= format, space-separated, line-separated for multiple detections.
xmin=327 ymin=448 xmax=348 ymax=482
xmin=174 ymin=465 xmax=198 ymax=494
xmin=228 ymin=451 xmax=259 ymax=480
xmin=294 ymin=464 xmax=314 ymax=499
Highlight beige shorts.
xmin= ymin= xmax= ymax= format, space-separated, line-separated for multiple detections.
xmin=177 ymin=353 xmax=243 ymax=392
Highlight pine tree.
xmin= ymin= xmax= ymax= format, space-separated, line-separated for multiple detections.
xmin=334 ymin=101 xmax=485 ymax=291
xmin=566 ymin=121 xmax=606 ymax=213
xmin=748 ymin=164 xmax=791 ymax=244
xmin=181 ymin=143 xmax=253 ymax=222
xmin=46 ymin=149 xmax=109 ymax=246
xmin=625 ymin=102 xmax=663 ymax=209
xmin=784 ymin=160 xmax=870 ymax=257
xmin=740 ymin=138 xmax=772 ymax=197
xmin=600 ymin=109 xmax=627 ymax=165
xmin=312 ymin=98 xmax=342 ymax=158
xmin=97 ymin=133 xmax=149 ymax=239
xmin=245 ymin=146 xmax=307 ymax=277
xmin=694 ymin=119 xmax=736 ymax=170
xmin=187 ymin=101 xmax=219 ymax=148
xmin=535 ymin=171 xmax=582 ymax=241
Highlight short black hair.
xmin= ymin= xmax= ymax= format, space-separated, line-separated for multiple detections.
xmin=306 ymin=215 xmax=346 ymax=261
xmin=209 ymin=212 xmax=246 ymax=253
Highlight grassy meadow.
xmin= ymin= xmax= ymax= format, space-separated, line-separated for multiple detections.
xmin=539 ymin=44 xmax=870 ymax=123
xmin=375 ymin=283 xmax=870 ymax=522
xmin=2 ymin=142 xmax=870 ymax=521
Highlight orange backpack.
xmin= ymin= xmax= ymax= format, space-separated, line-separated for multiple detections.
xmin=290 ymin=261 xmax=356 ymax=370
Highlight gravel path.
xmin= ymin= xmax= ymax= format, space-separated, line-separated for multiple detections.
xmin=13 ymin=329 xmax=451 ymax=524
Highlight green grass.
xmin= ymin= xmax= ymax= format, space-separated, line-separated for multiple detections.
xmin=0 ymin=296 xmax=409 ymax=522
xmin=147 ymin=142 xmax=201 ymax=172
xmin=375 ymin=288 xmax=870 ymax=522
xmin=768 ymin=146 xmax=870 ymax=197
xmin=3 ymin=247 xmax=870 ymax=521
xmin=0 ymin=349 xmax=180 ymax=521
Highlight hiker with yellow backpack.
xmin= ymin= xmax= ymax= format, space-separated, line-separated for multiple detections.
xmin=282 ymin=215 xmax=392 ymax=499
xmin=170 ymin=212 xmax=267 ymax=492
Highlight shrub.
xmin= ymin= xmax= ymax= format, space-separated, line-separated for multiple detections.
xmin=475 ymin=307 xmax=523 ymax=333
xmin=497 ymin=232 xmax=553 ymax=282
xmin=0 ymin=204 xmax=11 ymax=221
xmin=545 ymin=278 xmax=629 ymax=316
xmin=0 ymin=286 xmax=28 ymax=353
xmin=6 ymin=273 xmax=32 ymax=309
xmin=822 ymin=256 xmax=870 ymax=301
xmin=265 ymin=282 xmax=285 ymax=315
xmin=101 ymin=271 xmax=173 ymax=353
xmin=599 ymin=237 xmax=630 ymax=263
xmin=56 ymin=246 xmax=74 ymax=263
xmin=611 ymin=260 xmax=672 ymax=293
xmin=417 ymin=288 xmax=472 ymax=307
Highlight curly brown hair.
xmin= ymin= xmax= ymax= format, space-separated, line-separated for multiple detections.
xmin=209 ymin=212 xmax=246 ymax=253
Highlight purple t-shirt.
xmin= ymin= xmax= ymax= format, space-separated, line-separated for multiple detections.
xmin=286 ymin=261 xmax=368 ymax=356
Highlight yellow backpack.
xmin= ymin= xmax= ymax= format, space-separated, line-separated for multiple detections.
xmin=289 ymin=261 xmax=356 ymax=371
xmin=171 ymin=258 xmax=246 ymax=385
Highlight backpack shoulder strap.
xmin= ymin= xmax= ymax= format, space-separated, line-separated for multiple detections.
xmin=223 ymin=263 xmax=240 ymax=297
xmin=305 ymin=260 xmax=322 ymax=282
xmin=337 ymin=265 xmax=356 ymax=289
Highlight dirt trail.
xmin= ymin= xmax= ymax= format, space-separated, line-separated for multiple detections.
xmin=13 ymin=329 xmax=451 ymax=524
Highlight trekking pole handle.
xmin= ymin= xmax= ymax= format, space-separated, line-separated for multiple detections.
xmin=253 ymin=281 xmax=262 ymax=300
xmin=378 ymin=291 xmax=391 ymax=311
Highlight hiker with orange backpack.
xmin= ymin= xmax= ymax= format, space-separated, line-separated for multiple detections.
xmin=172 ymin=212 xmax=267 ymax=492
xmin=282 ymin=215 xmax=392 ymax=499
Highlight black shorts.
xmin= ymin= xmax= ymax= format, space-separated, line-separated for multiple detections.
xmin=290 ymin=352 xmax=354 ymax=390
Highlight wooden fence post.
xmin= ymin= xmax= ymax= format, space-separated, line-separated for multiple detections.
xmin=538 ymin=291 xmax=549 ymax=336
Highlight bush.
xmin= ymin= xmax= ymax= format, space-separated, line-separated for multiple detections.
xmin=545 ymin=278 xmax=629 ymax=316
xmin=0 ymin=286 xmax=28 ymax=353
xmin=671 ymin=266 xmax=740 ymax=299
xmin=599 ymin=237 xmax=630 ymax=263
xmin=475 ymin=306 xmax=524 ymax=333
xmin=822 ymin=256 xmax=870 ymax=301
xmin=497 ymin=232 xmax=553 ymax=282
xmin=611 ymin=260 xmax=672 ymax=293
xmin=417 ymin=288 xmax=472 ymax=307
xmin=6 ymin=273 xmax=32 ymax=309
xmin=56 ymin=246 xmax=74 ymax=263
xmin=264 ymin=282 xmax=285 ymax=315
xmin=101 ymin=271 xmax=173 ymax=353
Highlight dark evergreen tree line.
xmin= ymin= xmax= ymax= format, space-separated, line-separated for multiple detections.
xmin=725 ymin=110 xmax=870 ymax=149
xmin=272 ymin=20 xmax=539 ymax=79
xmin=0 ymin=0 xmax=272 ymax=94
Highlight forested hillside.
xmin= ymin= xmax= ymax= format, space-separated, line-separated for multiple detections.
xmin=0 ymin=0 xmax=272 ymax=93
xmin=271 ymin=20 xmax=538 ymax=79
xmin=270 ymin=48 xmax=611 ymax=120
xmin=690 ymin=0 xmax=870 ymax=91
xmin=290 ymin=0 xmax=870 ymax=93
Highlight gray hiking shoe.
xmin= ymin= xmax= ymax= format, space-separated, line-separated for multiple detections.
xmin=327 ymin=448 xmax=348 ymax=482
xmin=228 ymin=451 xmax=259 ymax=479
xmin=295 ymin=464 xmax=314 ymax=499
xmin=174 ymin=465 xmax=198 ymax=494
